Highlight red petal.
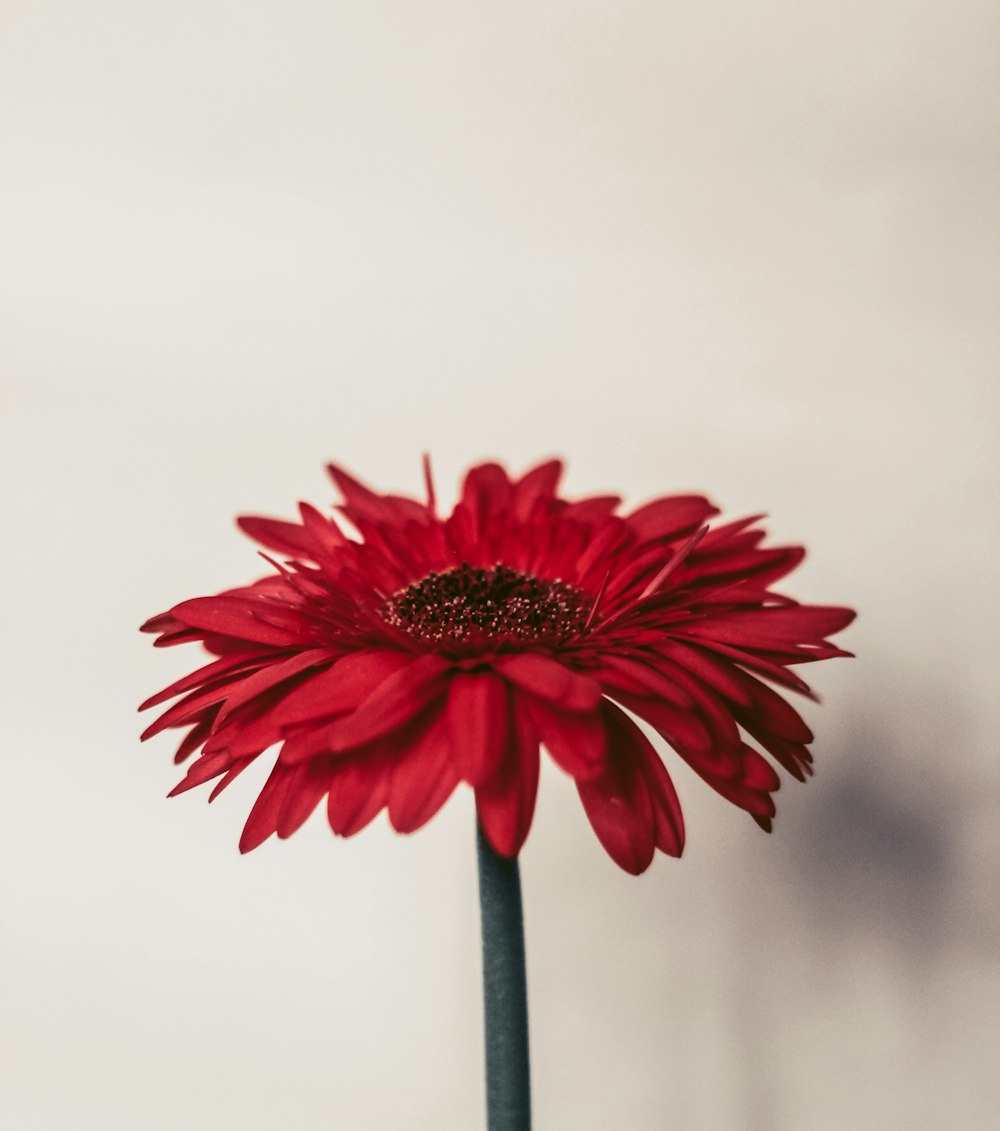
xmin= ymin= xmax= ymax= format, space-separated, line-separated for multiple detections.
xmin=631 ymin=729 xmax=685 ymax=857
xmin=654 ymin=641 xmax=755 ymax=706
xmin=173 ymin=715 xmax=215 ymax=764
xmin=298 ymin=501 xmax=348 ymax=553
xmin=679 ymin=638 xmax=815 ymax=696
xmin=709 ymin=775 xmax=778 ymax=818
xmin=639 ymin=656 xmax=742 ymax=747
xmin=461 ymin=462 xmax=512 ymax=524
xmin=563 ymin=496 xmax=621 ymax=523
xmin=168 ymin=749 xmax=233 ymax=796
xmin=327 ymin=462 xmax=428 ymax=525
xmin=326 ymin=462 xmax=387 ymax=512
xmin=733 ymin=671 xmax=814 ymax=743
xmin=200 ymin=706 xmax=285 ymax=762
xmin=678 ymin=605 xmax=855 ymax=650
xmin=737 ymin=744 xmax=781 ymax=792
xmin=239 ymin=760 xmax=295 ymax=852
xmin=236 ymin=515 xmax=315 ymax=558
xmin=326 ymin=748 xmax=393 ymax=836
xmin=476 ymin=704 xmax=540 ymax=858
xmin=170 ymin=596 xmax=305 ymax=647
xmin=213 ymin=649 xmax=334 ymax=727
xmin=607 ymin=691 xmax=713 ymax=755
xmin=594 ymin=654 xmax=692 ymax=709
xmin=271 ymin=650 xmax=411 ymax=729
xmin=625 ymin=495 xmax=719 ymax=543
xmin=208 ymin=759 xmax=253 ymax=801
xmin=445 ymin=673 xmax=508 ymax=786
xmin=521 ymin=694 xmax=606 ymax=780
xmin=326 ymin=655 xmax=452 ymax=752
xmin=139 ymin=651 xmax=276 ymax=711
xmin=387 ymin=716 xmax=460 ymax=834
xmin=494 ymin=653 xmax=601 ymax=712
xmin=736 ymin=719 xmax=812 ymax=782
xmin=511 ymin=459 xmax=563 ymax=520
xmin=276 ymin=759 xmax=336 ymax=839
xmin=576 ymin=703 xmax=657 ymax=874
xmin=140 ymin=681 xmax=235 ymax=741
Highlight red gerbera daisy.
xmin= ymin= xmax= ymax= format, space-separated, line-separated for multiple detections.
xmin=139 ymin=458 xmax=854 ymax=874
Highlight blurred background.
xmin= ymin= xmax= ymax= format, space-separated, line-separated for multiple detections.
xmin=1 ymin=2 xmax=997 ymax=1128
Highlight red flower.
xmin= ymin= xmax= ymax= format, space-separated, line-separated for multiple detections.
xmin=140 ymin=458 xmax=854 ymax=874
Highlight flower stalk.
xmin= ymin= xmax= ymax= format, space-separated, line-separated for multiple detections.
xmin=476 ymin=821 xmax=531 ymax=1131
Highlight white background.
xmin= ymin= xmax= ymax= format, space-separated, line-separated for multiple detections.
xmin=2 ymin=2 xmax=998 ymax=1128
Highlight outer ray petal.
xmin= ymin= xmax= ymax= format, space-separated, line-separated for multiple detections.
xmin=494 ymin=654 xmax=602 ymax=712
xmin=576 ymin=703 xmax=658 ymax=875
xmin=476 ymin=704 xmax=540 ymax=859
xmin=445 ymin=672 xmax=508 ymax=786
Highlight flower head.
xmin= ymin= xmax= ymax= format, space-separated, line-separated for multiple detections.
xmin=140 ymin=458 xmax=854 ymax=873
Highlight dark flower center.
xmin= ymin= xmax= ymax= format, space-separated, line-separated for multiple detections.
xmin=381 ymin=564 xmax=589 ymax=646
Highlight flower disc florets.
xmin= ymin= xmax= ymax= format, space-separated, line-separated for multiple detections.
xmin=381 ymin=563 xmax=589 ymax=649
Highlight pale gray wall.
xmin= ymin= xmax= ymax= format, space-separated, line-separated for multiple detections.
xmin=1 ymin=3 xmax=997 ymax=1128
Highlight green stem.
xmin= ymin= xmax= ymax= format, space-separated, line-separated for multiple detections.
xmin=476 ymin=821 xmax=531 ymax=1131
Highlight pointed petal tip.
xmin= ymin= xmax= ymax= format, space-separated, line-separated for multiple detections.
xmin=238 ymin=830 xmax=268 ymax=854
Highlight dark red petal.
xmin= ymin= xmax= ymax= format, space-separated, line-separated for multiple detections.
xmin=737 ymin=744 xmax=782 ymax=792
xmin=170 ymin=596 xmax=305 ymax=647
xmin=213 ymin=649 xmax=334 ymax=728
xmin=562 ymin=496 xmax=622 ymax=523
xmin=521 ymin=694 xmax=606 ymax=780
xmin=654 ymin=641 xmax=755 ymax=706
xmin=239 ymin=760 xmax=295 ymax=852
xmin=327 ymin=462 xmax=429 ymax=526
xmin=173 ymin=715 xmax=216 ymax=764
xmin=271 ymin=650 xmax=411 ymax=729
xmin=733 ymin=671 xmax=814 ymax=743
xmin=607 ymin=691 xmax=714 ymax=756
xmin=236 ymin=515 xmax=315 ymax=558
xmin=445 ymin=673 xmax=508 ymax=787
xmin=594 ymin=654 xmax=692 ymax=709
xmin=208 ymin=758 xmax=253 ymax=801
xmin=387 ymin=717 xmax=460 ymax=834
xmin=736 ymin=720 xmax=812 ymax=782
xmin=298 ymin=501 xmax=348 ymax=553
xmin=631 ymin=728 xmax=685 ymax=857
xmin=678 ymin=605 xmax=855 ymax=650
xmin=494 ymin=653 xmax=601 ymax=712
xmin=276 ymin=759 xmax=336 ymax=839
xmin=326 ymin=747 xmax=393 ymax=836
xmin=576 ymin=703 xmax=657 ymax=875
xmin=476 ymin=704 xmax=540 ymax=858
xmin=200 ymin=705 xmax=285 ymax=762
xmin=141 ymin=682 xmax=235 ymax=741
xmin=152 ymin=626 xmax=204 ymax=648
xmin=461 ymin=462 xmax=513 ymax=523
xmin=709 ymin=774 xmax=778 ymax=818
xmin=625 ymin=495 xmax=719 ymax=543
xmin=139 ymin=651 xmax=277 ymax=711
xmin=168 ymin=749 xmax=233 ymax=796
xmin=277 ymin=725 xmax=341 ymax=765
xmin=326 ymin=655 xmax=452 ymax=752
xmin=679 ymin=638 xmax=815 ymax=696
xmin=511 ymin=459 xmax=563 ymax=520
xmin=638 ymin=655 xmax=742 ymax=747
xmin=140 ymin=611 xmax=178 ymax=635
xmin=574 ymin=519 xmax=630 ymax=584
xmin=326 ymin=462 xmax=386 ymax=510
